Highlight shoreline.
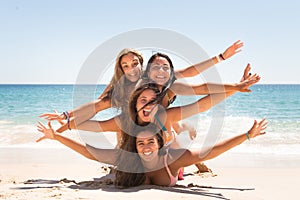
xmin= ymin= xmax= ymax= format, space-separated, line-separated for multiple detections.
xmin=1 ymin=147 xmax=300 ymax=199
xmin=1 ymin=146 xmax=300 ymax=167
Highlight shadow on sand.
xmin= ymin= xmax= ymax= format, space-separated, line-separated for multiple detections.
xmin=12 ymin=174 xmax=254 ymax=200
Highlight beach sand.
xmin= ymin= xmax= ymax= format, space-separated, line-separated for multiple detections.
xmin=1 ymin=147 xmax=299 ymax=200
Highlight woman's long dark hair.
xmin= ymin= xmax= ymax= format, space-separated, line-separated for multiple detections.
xmin=141 ymin=52 xmax=177 ymax=101
xmin=115 ymin=83 xmax=165 ymax=188
xmin=114 ymin=123 xmax=164 ymax=188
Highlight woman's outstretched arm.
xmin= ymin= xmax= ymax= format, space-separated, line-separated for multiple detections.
xmin=175 ymin=118 xmax=268 ymax=168
xmin=167 ymin=72 xmax=260 ymax=123
xmin=36 ymin=121 xmax=118 ymax=165
xmin=174 ymin=40 xmax=243 ymax=78
xmin=170 ymin=81 xmax=252 ymax=96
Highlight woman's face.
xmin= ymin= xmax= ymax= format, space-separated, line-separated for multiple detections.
xmin=148 ymin=56 xmax=171 ymax=86
xmin=120 ymin=53 xmax=142 ymax=83
xmin=136 ymin=130 xmax=160 ymax=162
xmin=136 ymin=89 xmax=158 ymax=123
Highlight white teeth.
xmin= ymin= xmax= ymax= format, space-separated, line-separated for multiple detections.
xmin=143 ymin=152 xmax=152 ymax=156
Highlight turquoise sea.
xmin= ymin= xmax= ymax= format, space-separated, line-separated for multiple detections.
xmin=0 ymin=84 xmax=299 ymax=155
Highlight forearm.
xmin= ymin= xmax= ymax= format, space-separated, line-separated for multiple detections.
xmin=198 ymin=91 xmax=236 ymax=112
xmin=175 ymin=57 xmax=217 ymax=78
xmin=53 ymin=133 xmax=97 ymax=160
xmin=170 ymin=91 xmax=237 ymax=122
xmin=201 ymin=133 xmax=248 ymax=161
xmin=57 ymin=99 xmax=112 ymax=133
xmin=56 ymin=119 xmax=103 ymax=133
xmin=75 ymin=120 xmax=107 ymax=132
xmin=175 ymin=40 xmax=243 ymax=79
xmin=172 ymin=82 xmax=240 ymax=96
xmin=69 ymin=99 xmax=111 ymax=124
xmin=203 ymin=83 xmax=240 ymax=94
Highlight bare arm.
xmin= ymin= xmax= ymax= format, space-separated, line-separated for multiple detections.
xmin=167 ymin=91 xmax=235 ymax=123
xmin=54 ymin=98 xmax=112 ymax=133
xmin=74 ymin=118 xmax=121 ymax=133
xmin=170 ymin=81 xmax=251 ymax=96
xmin=166 ymin=67 xmax=260 ymax=123
xmin=57 ymin=116 xmax=121 ymax=133
xmin=175 ymin=118 xmax=268 ymax=168
xmin=36 ymin=121 xmax=118 ymax=165
xmin=174 ymin=40 xmax=243 ymax=78
xmin=39 ymin=95 xmax=112 ymax=132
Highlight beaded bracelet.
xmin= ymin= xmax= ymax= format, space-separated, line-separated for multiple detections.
xmin=245 ymin=131 xmax=250 ymax=140
xmin=63 ymin=111 xmax=71 ymax=130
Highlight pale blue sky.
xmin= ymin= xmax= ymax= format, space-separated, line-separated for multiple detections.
xmin=1 ymin=0 xmax=299 ymax=84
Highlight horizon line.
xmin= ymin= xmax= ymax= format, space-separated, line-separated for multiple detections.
xmin=0 ymin=82 xmax=299 ymax=85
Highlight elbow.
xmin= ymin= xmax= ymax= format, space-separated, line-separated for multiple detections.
xmin=95 ymin=98 xmax=111 ymax=112
xmin=85 ymin=154 xmax=97 ymax=161
xmin=83 ymin=147 xmax=98 ymax=161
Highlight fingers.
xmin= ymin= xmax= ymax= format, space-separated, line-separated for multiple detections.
xmin=251 ymin=118 xmax=268 ymax=136
xmin=233 ymin=40 xmax=244 ymax=50
xmin=241 ymin=64 xmax=251 ymax=82
xmin=39 ymin=111 xmax=61 ymax=120
xmin=234 ymin=40 xmax=241 ymax=44
xmin=48 ymin=121 xmax=52 ymax=129
xmin=258 ymin=118 xmax=266 ymax=125
xmin=39 ymin=113 xmax=51 ymax=118
xmin=37 ymin=121 xmax=46 ymax=129
xmin=245 ymin=73 xmax=260 ymax=83
xmin=245 ymin=63 xmax=251 ymax=73
xmin=224 ymin=40 xmax=244 ymax=59
xmin=234 ymin=40 xmax=243 ymax=46
xmin=253 ymin=119 xmax=258 ymax=127
xmin=259 ymin=118 xmax=268 ymax=132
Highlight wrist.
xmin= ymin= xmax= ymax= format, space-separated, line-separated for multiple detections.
xmin=215 ymin=55 xmax=221 ymax=63
xmin=63 ymin=111 xmax=71 ymax=130
xmin=219 ymin=53 xmax=225 ymax=61
xmin=52 ymin=132 xmax=58 ymax=140
xmin=245 ymin=131 xmax=250 ymax=140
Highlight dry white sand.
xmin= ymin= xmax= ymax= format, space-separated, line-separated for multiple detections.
xmin=1 ymin=147 xmax=300 ymax=200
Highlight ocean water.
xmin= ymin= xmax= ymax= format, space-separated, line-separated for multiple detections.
xmin=0 ymin=84 xmax=299 ymax=155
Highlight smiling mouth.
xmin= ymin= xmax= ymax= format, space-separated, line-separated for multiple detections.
xmin=128 ymin=72 xmax=139 ymax=77
xmin=143 ymin=151 xmax=153 ymax=156
xmin=143 ymin=109 xmax=151 ymax=117
xmin=155 ymin=75 xmax=166 ymax=80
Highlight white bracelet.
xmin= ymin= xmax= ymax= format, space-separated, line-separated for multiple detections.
xmin=215 ymin=55 xmax=221 ymax=63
